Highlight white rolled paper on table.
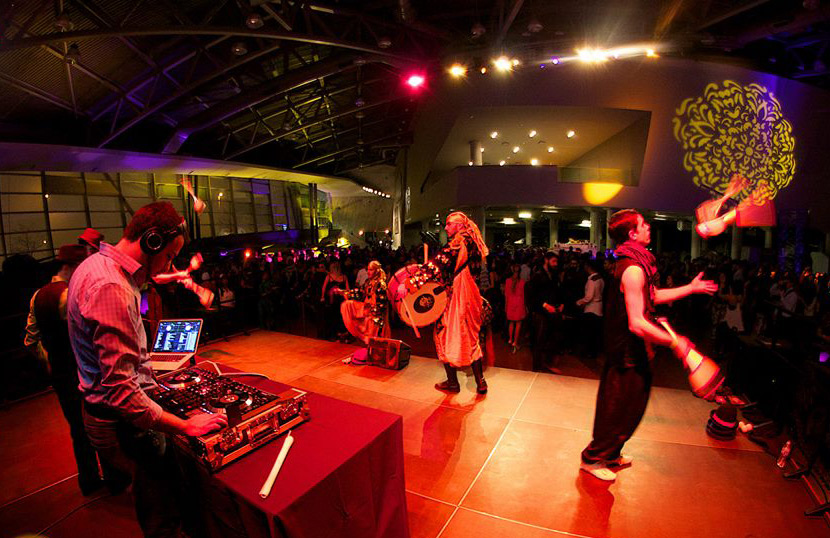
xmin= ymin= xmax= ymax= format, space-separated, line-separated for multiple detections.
xmin=258 ymin=431 xmax=294 ymax=499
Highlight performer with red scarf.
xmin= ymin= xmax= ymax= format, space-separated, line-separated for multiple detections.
xmin=580 ymin=209 xmax=717 ymax=481
xmin=413 ymin=212 xmax=490 ymax=394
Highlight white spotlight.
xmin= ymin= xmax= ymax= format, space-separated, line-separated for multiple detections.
xmin=530 ymin=158 xmax=539 ymax=166
xmin=499 ymin=160 xmax=506 ymax=166
xmin=490 ymin=131 xmax=498 ymax=139
xmin=512 ymin=146 xmax=520 ymax=153
xmin=566 ymin=130 xmax=576 ymax=138
xmin=547 ymin=146 xmax=554 ymax=152
xmin=528 ymin=130 xmax=537 ymax=137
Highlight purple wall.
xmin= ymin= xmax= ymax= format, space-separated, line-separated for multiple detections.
xmin=407 ymin=58 xmax=830 ymax=229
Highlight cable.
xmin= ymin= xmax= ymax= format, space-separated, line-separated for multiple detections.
xmin=36 ymin=491 xmax=110 ymax=535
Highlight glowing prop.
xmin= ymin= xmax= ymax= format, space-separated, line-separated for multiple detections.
xmin=659 ymin=318 xmax=725 ymax=401
xmin=259 ymin=431 xmax=294 ymax=498
xmin=153 ymin=253 xmax=215 ymax=308
xmin=180 ymin=176 xmax=207 ymax=215
xmin=696 ymin=188 xmax=776 ymax=238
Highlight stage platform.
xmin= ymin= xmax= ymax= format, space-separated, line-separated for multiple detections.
xmin=1 ymin=330 xmax=827 ymax=538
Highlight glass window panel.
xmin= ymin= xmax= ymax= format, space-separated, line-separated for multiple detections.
xmin=252 ymin=180 xmax=270 ymax=195
xmin=47 ymin=194 xmax=84 ymax=211
xmin=50 ymin=212 xmax=88 ymax=230
xmin=209 ymin=177 xmax=229 ymax=189
xmin=121 ymin=182 xmax=151 ymax=197
xmin=51 ymin=229 xmax=86 ymax=247
xmin=253 ymin=193 xmax=269 ymax=205
xmin=44 ymin=174 xmax=85 ymax=194
xmin=4 ymin=212 xmax=46 ymax=232
xmin=91 ymin=212 xmax=123 ymax=228
xmin=1 ymin=173 xmax=41 ymax=193
xmin=234 ymin=202 xmax=253 ymax=216
xmin=155 ymin=184 xmax=182 ymax=199
xmin=119 ymin=172 xmax=151 ymax=182
xmin=97 ymin=227 xmax=124 ymax=242
xmin=153 ymin=174 xmax=179 ymax=185
xmin=88 ymin=196 xmax=120 ymax=211
xmin=232 ymin=179 xmax=252 ymax=193
xmin=6 ymin=231 xmax=50 ymax=254
xmin=199 ymin=224 xmax=213 ymax=238
xmin=83 ymin=175 xmax=119 ymax=195
xmin=2 ymin=193 xmax=43 ymax=212
xmin=125 ymin=197 xmax=152 ymax=211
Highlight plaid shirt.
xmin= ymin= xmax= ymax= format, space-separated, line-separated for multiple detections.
xmin=68 ymin=243 xmax=163 ymax=429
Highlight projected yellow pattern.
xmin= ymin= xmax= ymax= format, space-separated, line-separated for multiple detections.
xmin=673 ymin=80 xmax=795 ymax=204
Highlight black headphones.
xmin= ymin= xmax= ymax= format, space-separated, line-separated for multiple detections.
xmin=139 ymin=218 xmax=188 ymax=255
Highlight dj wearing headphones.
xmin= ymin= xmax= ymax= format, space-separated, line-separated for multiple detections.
xmin=68 ymin=201 xmax=226 ymax=538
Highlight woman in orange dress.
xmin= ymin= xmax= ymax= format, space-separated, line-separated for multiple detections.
xmin=414 ymin=212 xmax=489 ymax=394
xmin=340 ymin=260 xmax=391 ymax=345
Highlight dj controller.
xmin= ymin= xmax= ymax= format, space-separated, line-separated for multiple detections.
xmin=149 ymin=366 xmax=310 ymax=471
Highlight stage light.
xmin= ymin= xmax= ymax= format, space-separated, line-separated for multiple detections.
xmin=512 ymin=146 xmax=520 ymax=153
xmin=529 ymin=130 xmax=537 ymax=137
xmin=499 ymin=160 xmax=506 ymax=166
xmin=511 ymin=58 xmax=520 ymax=66
xmin=405 ymin=74 xmax=426 ymax=89
xmin=530 ymin=158 xmax=539 ymax=166
xmin=480 ymin=66 xmax=487 ymax=74
xmin=583 ymin=182 xmax=623 ymax=205
xmin=245 ymin=12 xmax=264 ymax=29
xmin=577 ymin=48 xmax=608 ymax=64
xmin=551 ymin=57 xmax=561 ymax=65
xmin=244 ymin=249 xmax=252 ymax=258
xmin=519 ymin=211 xmax=532 ymax=219
xmin=490 ymin=131 xmax=498 ymax=138
xmin=502 ymin=217 xmax=516 ymax=225
xmin=359 ymin=230 xmax=364 ymax=236
xmin=579 ymin=219 xmax=592 ymax=228
xmin=567 ymin=130 xmax=575 ymax=138
xmin=547 ymin=146 xmax=554 ymax=152
xmin=493 ymin=56 xmax=513 ymax=72
xmin=646 ymin=48 xmax=657 ymax=58
xmin=448 ymin=64 xmax=467 ymax=77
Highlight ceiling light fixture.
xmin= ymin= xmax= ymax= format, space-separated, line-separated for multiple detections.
xmin=493 ymin=56 xmax=513 ymax=72
xmin=547 ymin=146 xmax=554 ymax=152
xmin=490 ymin=131 xmax=498 ymax=139
xmin=245 ymin=12 xmax=264 ymax=29
xmin=566 ymin=130 xmax=576 ymax=138
xmin=502 ymin=217 xmax=516 ymax=225
xmin=519 ymin=211 xmax=532 ymax=219
xmin=448 ymin=64 xmax=467 ymax=77
xmin=499 ymin=160 xmax=506 ymax=166
xmin=512 ymin=146 xmax=520 ymax=153
xmin=528 ymin=130 xmax=537 ymax=137
xmin=530 ymin=158 xmax=539 ymax=166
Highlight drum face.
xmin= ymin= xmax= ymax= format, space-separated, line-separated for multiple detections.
xmin=388 ymin=264 xmax=447 ymax=328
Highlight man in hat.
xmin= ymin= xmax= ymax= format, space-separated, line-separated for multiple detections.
xmin=24 ymin=244 xmax=121 ymax=494
xmin=78 ymin=227 xmax=104 ymax=256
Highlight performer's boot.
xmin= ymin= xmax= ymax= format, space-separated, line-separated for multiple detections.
xmin=471 ymin=359 xmax=488 ymax=394
xmin=435 ymin=362 xmax=460 ymax=393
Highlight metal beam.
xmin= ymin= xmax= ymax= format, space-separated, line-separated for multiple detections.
xmin=0 ymin=26 xmax=417 ymax=62
xmin=0 ymin=72 xmax=78 ymax=113
xmin=163 ymin=54 xmax=357 ymax=154
xmin=225 ymin=93 xmax=402 ymax=160
xmin=98 ymin=42 xmax=282 ymax=147
xmin=495 ymin=0 xmax=524 ymax=48
xmin=293 ymin=130 xmax=408 ymax=168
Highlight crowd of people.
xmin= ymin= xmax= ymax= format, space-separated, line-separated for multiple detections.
xmin=162 ymin=237 xmax=827 ymax=368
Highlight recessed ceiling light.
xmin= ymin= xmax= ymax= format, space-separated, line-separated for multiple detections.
xmin=512 ymin=146 xmax=520 ymax=153
xmin=448 ymin=64 xmax=467 ymax=77
xmin=530 ymin=158 xmax=539 ymax=166
xmin=480 ymin=147 xmax=485 ymax=152
xmin=490 ymin=131 xmax=498 ymax=138
xmin=519 ymin=211 xmax=532 ymax=219
xmin=499 ymin=160 xmax=506 ymax=166
xmin=547 ymin=146 xmax=554 ymax=152
xmin=529 ymin=130 xmax=536 ymax=137
xmin=468 ymin=161 xmax=474 ymax=166
xmin=567 ymin=130 xmax=576 ymax=138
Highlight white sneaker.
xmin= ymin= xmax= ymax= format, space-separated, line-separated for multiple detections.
xmin=610 ymin=454 xmax=633 ymax=467
xmin=580 ymin=462 xmax=617 ymax=481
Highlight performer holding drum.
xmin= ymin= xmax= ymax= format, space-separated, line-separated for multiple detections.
xmin=339 ymin=260 xmax=391 ymax=347
xmin=580 ymin=209 xmax=718 ymax=481
xmin=407 ymin=212 xmax=490 ymax=395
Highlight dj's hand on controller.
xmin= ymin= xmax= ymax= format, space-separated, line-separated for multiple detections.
xmin=184 ymin=412 xmax=228 ymax=437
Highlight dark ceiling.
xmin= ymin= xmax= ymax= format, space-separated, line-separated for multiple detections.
xmin=0 ymin=0 xmax=828 ymax=179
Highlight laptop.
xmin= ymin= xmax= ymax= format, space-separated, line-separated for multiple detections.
xmin=149 ymin=319 xmax=203 ymax=372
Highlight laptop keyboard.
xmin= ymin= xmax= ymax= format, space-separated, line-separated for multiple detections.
xmin=154 ymin=354 xmax=189 ymax=362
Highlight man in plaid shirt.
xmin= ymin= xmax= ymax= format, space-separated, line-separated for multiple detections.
xmin=68 ymin=201 xmax=226 ymax=537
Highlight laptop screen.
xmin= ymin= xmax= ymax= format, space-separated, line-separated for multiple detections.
xmin=152 ymin=320 xmax=202 ymax=353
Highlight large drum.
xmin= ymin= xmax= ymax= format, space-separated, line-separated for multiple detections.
xmin=388 ymin=264 xmax=448 ymax=327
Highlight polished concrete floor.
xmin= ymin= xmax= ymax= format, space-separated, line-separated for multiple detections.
xmin=1 ymin=330 xmax=827 ymax=538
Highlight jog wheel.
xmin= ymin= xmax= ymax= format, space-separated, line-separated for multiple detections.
xmin=165 ymin=369 xmax=201 ymax=388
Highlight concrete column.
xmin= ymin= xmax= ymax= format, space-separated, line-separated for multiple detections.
xmin=589 ymin=209 xmax=601 ymax=247
xmin=731 ymin=226 xmax=742 ymax=260
xmin=469 ymin=140 xmax=483 ymax=166
xmin=765 ymin=227 xmax=773 ymax=249
xmin=605 ymin=208 xmax=613 ymax=251
xmin=525 ymin=219 xmax=532 ymax=246
xmin=691 ymin=218 xmax=701 ymax=259
xmin=469 ymin=206 xmax=486 ymax=247
xmin=549 ymin=216 xmax=559 ymax=247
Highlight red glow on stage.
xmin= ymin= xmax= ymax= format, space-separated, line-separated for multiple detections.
xmin=405 ymin=73 xmax=426 ymax=90
xmin=244 ymin=249 xmax=252 ymax=259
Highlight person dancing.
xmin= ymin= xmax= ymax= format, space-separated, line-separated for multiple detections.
xmin=340 ymin=260 xmax=391 ymax=350
xmin=413 ymin=212 xmax=490 ymax=394
xmin=580 ymin=209 xmax=717 ymax=481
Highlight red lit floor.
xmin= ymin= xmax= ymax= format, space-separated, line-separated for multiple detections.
xmin=1 ymin=330 xmax=827 ymax=538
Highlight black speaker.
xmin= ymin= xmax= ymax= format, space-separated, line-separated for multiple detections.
xmin=368 ymin=337 xmax=411 ymax=370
